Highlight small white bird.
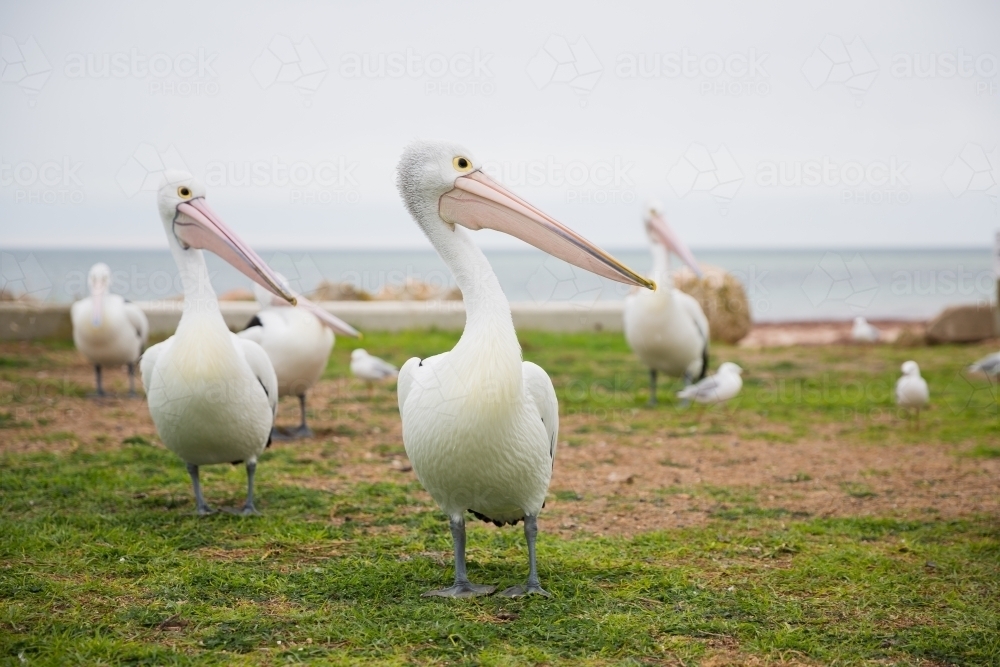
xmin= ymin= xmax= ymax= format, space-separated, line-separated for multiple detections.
xmin=396 ymin=141 xmax=651 ymax=597
xmin=851 ymin=316 xmax=881 ymax=343
xmin=624 ymin=202 xmax=710 ymax=405
xmin=968 ymin=351 xmax=1000 ymax=379
xmin=895 ymin=360 xmax=929 ymax=427
xmin=239 ymin=278 xmax=360 ymax=438
xmin=71 ymin=262 xmax=149 ymax=396
xmin=141 ymin=171 xmax=294 ymax=515
xmin=350 ymin=349 xmax=398 ymax=396
xmin=676 ymin=362 xmax=743 ymax=406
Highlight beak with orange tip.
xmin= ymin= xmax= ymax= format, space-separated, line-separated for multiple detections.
xmin=439 ymin=171 xmax=655 ymax=291
xmin=647 ymin=211 xmax=702 ymax=278
xmin=173 ymin=197 xmax=297 ymax=305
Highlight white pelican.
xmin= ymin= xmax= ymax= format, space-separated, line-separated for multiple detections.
xmin=677 ymin=362 xmax=743 ymax=406
xmin=851 ymin=316 xmax=881 ymax=343
xmin=968 ymin=351 xmax=1000 ymax=379
xmin=140 ymin=171 xmax=295 ymax=515
xmin=396 ymin=141 xmax=652 ymax=597
xmin=895 ymin=360 xmax=929 ymax=427
xmin=350 ymin=348 xmax=398 ymax=396
xmin=71 ymin=262 xmax=149 ymax=396
xmin=239 ymin=278 xmax=360 ymax=438
xmin=624 ymin=202 xmax=709 ymax=405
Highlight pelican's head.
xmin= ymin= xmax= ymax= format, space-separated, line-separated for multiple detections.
xmin=157 ymin=170 xmax=295 ymax=305
xmin=87 ymin=262 xmax=112 ymax=326
xmin=643 ymin=200 xmax=702 ymax=278
xmin=718 ymin=362 xmax=743 ymax=376
xmin=901 ymin=360 xmax=920 ymax=376
xmin=397 ymin=140 xmax=654 ymax=291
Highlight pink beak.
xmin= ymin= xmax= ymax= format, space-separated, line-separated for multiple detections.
xmin=439 ymin=171 xmax=654 ymax=290
xmin=91 ymin=290 xmax=104 ymax=327
xmin=174 ymin=198 xmax=296 ymax=305
xmin=296 ymin=294 xmax=361 ymax=338
xmin=648 ymin=212 xmax=702 ymax=278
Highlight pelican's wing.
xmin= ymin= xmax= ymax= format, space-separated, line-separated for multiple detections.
xmin=139 ymin=337 xmax=173 ymax=393
xmin=397 ymin=357 xmax=421 ymax=412
xmin=236 ymin=336 xmax=279 ymax=419
xmin=523 ymin=361 xmax=559 ymax=462
xmin=123 ymin=302 xmax=150 ymax=348
xmin=236 ymin=308 xmax=290 ymax=346
xmin=676 ymin=289 xmax=710 ymax=378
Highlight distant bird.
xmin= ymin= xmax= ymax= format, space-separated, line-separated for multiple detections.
xmin=677 ymin=362 xmax=743 ymax=406
xmin=141 ymin=171 xmax=293 ymax=515
xmin=851 ymin=316 xmax=881 ymax=343
xmin=967 ymin=351 xmax=1000 ymax=379
xmin=396 ymin=141 xmax=652 ymax=597
xmin=350 ymin=348 xmax=398 ymax=396
xmin=895 ymin=360 xmax=929 ymax=427
xmin=239 ymin=278 xmax=360 ymax=438
xmin=624 ymin=202 xmax=709 ymax=405
xmin=71 ymin=262 xmax=149 ymax=396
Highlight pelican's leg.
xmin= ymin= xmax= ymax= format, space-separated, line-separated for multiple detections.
xmin=289 ymin=394 xmax=313 ymax=439
xmin=422 ymin=516 xmax=496 ymax=598
xmin=647 ymin=369 xmax=658 ymax=406
xmin=186 ymin=463 xmax=215 ymax=516
xmin=500 ymin=515 xmax=551 ymax=597
xmin=93 ymin=365 xmax=105 ymax=397
xmin=240 ymin=459 xmax=259 ymax=515
xmin=127 ymin=363 xmax=137 ymax=397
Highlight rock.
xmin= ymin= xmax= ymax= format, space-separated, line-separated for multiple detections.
xmin=925 ymin=304 xmax=998 ymax=344
xmin=374 ymin=278 xmax=462 ymax=301
xmin=673 ymin=265 xmax=752 ymax=344
xmin=308 ymin=281 xmax=372 ymax=301
xmin=217 ymin=288 xmax=255 ymax=302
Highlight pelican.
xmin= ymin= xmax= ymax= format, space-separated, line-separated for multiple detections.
xmin=968 ymin=351 xmax=1000 ymax=379
xmin=350 ymin=348 xmax=398 ymax=396
xmin=140 ymin=171 xmax=295 ymax=515
xmin=851 ymin=316 xmax=881 ymax=343
xmin=239 ymin=278 xmax=360 ymax=438
xmin=71 ymin=262 xmax=149 ymax=396
xmin=677 ymin=362 xmax=743 ymax=406
xmin=624 ymin=202 xmax=709 ymax=405
xmin=895 ymin=360 xmax=929 ymax=427
xmin=396 ymin=141 xmax=652 ymax=598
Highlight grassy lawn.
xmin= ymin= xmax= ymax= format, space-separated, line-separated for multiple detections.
xmin=1 ymin=331 xmax=999 ymax=665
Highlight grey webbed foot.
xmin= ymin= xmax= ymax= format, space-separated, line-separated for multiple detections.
xmin=422 ymin=582 xmax=496 ymax=598
xmin=287 ymin=425 xmax=314 ymax=439
xmin=195 ymin=504 xmax=216 ymax=516
xmin=499 ymin=583 xmax=551 ymax=598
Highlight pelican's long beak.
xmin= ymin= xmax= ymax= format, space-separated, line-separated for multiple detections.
xmin=91 ymin=290 xmax=104 ymax=327
xmin=174 ymin=198 xmax=296 ymax=305
xmin=296 ymin=295 xmax=361 ymax=338
xmin=648 ymin=212 xmax=702 ymax=278
xmin=440 ymin=171 xmax=654 ymax=290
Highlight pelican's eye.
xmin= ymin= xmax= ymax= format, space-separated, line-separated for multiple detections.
xmin=177 ymin=186 xmax=192 ymax=199
xmin=453 ymin=156 xmax=472 ymax=172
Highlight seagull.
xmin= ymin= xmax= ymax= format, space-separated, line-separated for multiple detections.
xmin=396 ymin=141 xmax=652 ymax=598
xmin=239 ymin=278 xmax=360 ymax=438
xmin=140 ymin=171 xmax=294 ymax=515
xmin=624 ymin=202 xmax=709 ymax=405
xmin=350 ymin=348 xmax=398 ymax=396
xmin=71 ymin=262 xmax=149 ymax=396
xmin=851 ymin=316 xmax=881 ymax=343
xmin=676 ymin=362 xmax=743 ymax=406
xmin=968 ymin=351 xmax=1000 ymax=379
xmin=895 ymin=360 xmax=929 ymax=428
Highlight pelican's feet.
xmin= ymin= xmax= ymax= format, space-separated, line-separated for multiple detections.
xmin=270 ymin=428 xmax=295 ymax=442
xmin=499 ymin=583 xmax=552 ymax=598
xmin=195 ymin=505 xmax=217 ymax=517
xmin=88 ymin=391 xmax=108 ymax=400
xmin=237 ymin=503 xmax=259 ymax=516
xmin=422 ymin=582 xmax=496 ymax=598
xmin=287 ymin=425 xmax=314 ymax=439
xmin=646 ymin=398 xmax=657 ymax=407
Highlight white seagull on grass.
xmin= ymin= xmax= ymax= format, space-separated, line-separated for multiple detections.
xmin=676 ymin=362 xmax=743 ymax=406
xmin=895 ymin=360 xmax=929 ymax=428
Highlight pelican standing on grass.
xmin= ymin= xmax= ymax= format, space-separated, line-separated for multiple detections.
xmin=396 ymin=141 xmax=652 ymax=597
xmin=895 ymin=360 xmax=929 ymax=427
xmin=624 ymin=202 xmax=709 ymax=405
xmin=140 ymin=171 xmax=295 ymax=515
xmin=71 ymin=263 xmax=149 ymax=396
xmin=350 ymin=348 xmax=398 ymax=396
xmin=239 ymin=278 xmax=360 ymax=438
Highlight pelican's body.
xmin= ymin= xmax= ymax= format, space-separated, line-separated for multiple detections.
xmin=140 ymin=171 xmax=294 ymax=515
xmin=852 ymin=316 xmax=881 ymax=343
xmin=71 ymin=263 xmax=149 ymax=396
xmin=677 ymin=362 xmax=743 ymax=406
xmin=396 ymin=141 xmax=650 ymax=597
xmin=895 ymin=360 xmax=929 ymax=427
xmin=968 ymin=352 xmax=1000 ymax=378
xmin=624 ymin=204 xmax=708 ymax=404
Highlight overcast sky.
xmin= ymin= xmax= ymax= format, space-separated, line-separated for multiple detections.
xmin=1 ymin=0 xmax=998 ymax=250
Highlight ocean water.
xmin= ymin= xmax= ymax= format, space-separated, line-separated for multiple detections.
xmin=1 ymin=247 xmax=994 ymax=323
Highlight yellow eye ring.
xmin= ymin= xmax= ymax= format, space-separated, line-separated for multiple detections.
xmin=453 ymin=156 xmax=472 ymax=172
xmin=177 ymin=186 xmax=192 ymax=199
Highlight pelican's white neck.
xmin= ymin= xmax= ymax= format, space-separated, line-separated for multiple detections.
xmin=650 ymin=242 xmax=674 ymax=293
xmin=169 ymin=239 xmax=219 ymax=315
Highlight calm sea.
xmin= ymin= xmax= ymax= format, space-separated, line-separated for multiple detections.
xmin=2 ymin=248 xmax=994 ymax=323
